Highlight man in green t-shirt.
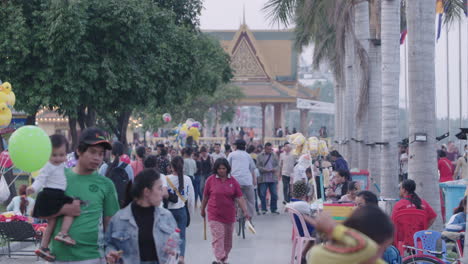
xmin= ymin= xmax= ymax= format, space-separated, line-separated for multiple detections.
xmin=51 ymin=127 xmax=120 ymax=264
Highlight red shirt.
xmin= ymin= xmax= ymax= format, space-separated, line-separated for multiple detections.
xmin=203 ymin=174 xmax=243 ymax=224
xmin=438 ymin=157 xmax=453 ymax=182
xmin=392 ymin=196 xmax=437 ymax=224
xmin=131 ymin=160 xmax=144 ymax=177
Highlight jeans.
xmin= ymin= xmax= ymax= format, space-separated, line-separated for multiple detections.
xmin=281 ymin=175 xmax=291 ymax=202
xmin=169 ymin=207 xmax=188 ymax=256
xmin=254 ymin=188 xmax=259 ymax=213
xmin=259 ymin=182 xmax=278 ymax=212
xmin=193 ymin=175 xmax=202 ymax=203
xmin=200 ymin=174 xmax=209 ymax=198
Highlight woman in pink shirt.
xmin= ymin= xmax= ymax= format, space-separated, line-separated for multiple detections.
xmin=200 ymin=158 xmax=250 ymax=264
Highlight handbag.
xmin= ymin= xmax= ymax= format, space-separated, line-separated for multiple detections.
xmin=166 ymin=177 xmax=190 ymax=227
xmin=163 ymin=192 xmax=179 ymax=209
xmin=0 ymin=174 xmax=10 ymax=203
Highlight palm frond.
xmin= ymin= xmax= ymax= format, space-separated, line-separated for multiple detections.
xmin=263 ymin=0 xmax=298 ymax=27
xmin=443 ymin=0 xmax=465 ymax=25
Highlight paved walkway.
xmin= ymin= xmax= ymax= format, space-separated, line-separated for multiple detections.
xmin=1 ymin=200 xmax=293 ymax=264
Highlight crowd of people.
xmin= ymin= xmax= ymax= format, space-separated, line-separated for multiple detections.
xmin=4 ymin=126 xmax=468 ymax=264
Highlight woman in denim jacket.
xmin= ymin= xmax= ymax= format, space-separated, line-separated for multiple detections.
xmin=105 ymin=169 xmax=178 ymax=264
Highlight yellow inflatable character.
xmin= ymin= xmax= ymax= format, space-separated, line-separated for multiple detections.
xmin=0 ymin=102 xmax=12 ymax=128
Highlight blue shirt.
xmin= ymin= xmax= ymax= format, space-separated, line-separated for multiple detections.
xmin=445 ymin=212 xmax=466 ymax=232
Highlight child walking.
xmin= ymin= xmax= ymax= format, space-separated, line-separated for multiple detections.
xmin=27 ymin=135 xmax=79 ymax=261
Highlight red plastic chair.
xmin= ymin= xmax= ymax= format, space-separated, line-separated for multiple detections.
xmin=286 ymin=207 xmax=315 ymax=264
xmin=392 ymin=208 xmax=428 ymax=256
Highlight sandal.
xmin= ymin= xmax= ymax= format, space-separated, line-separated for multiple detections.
xmin=54 ymin=232 xmax=76 ymax=246
xmin=35 ymin=247 xmax=55 ymax=262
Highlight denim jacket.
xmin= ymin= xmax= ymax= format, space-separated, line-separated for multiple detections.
xmin=105 ymin=203 xmax=177 ymax=264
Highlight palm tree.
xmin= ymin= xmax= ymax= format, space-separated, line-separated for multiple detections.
xmin=354 ymin=1 xmax=370 ymax=170
xmin=406 ymin=0 xmax=442 ymax=229
xmin=380 ymin=0 xmax=400 ymax=206
xmin=367 ymin=0 xmax=383 ymax=193
xmin=264 ymin=0 xmax=371 ymax=168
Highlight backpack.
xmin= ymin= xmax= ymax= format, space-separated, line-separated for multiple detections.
xmin=107 ymin=163 xmax=130 ymax=208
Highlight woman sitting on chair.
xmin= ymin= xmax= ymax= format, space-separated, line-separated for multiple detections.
xmin=6 ymin=184 xmax=35 ymax=217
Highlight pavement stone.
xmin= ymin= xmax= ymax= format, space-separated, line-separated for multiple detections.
xmin=0 ymin=185 xmax=293 ymax=264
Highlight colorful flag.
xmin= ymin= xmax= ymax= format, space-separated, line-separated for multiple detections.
xmin=400 ymin=29 xmax=408 ymax=45
xmin=436 ymin=0 xmax=444 ymax=41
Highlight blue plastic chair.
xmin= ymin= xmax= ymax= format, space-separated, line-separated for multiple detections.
xmin=413 ymin=230 xmax=447 ymax=261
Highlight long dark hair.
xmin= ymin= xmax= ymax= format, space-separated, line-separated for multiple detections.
xmin=105 ymin=141 xmax=124 ymax=177
xmin=401 ymin=179 xmax=422 ymax=209
xmin=18 ymin=185 xmax=29 ymax=215
xmin=130 ymin=169 xmax=161 ymax=200
xmin=454 ymin=196 xmax=467 ymax=214
xmin=135 ymin=146 xmax=146 ymax=160
xmin=171 ymin=156 xmax=184 ymax=192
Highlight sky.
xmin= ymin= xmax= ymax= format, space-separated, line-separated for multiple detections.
xmin=200 ymin=0 xmax=468 ymax=120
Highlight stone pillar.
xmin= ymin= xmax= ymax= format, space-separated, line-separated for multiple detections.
xmin=300 ymin=109 xmax=309 ymax=137
xmin=261 ymin=103 xmax=266 ymax=144
xmin=273 ymin=103 xmax=282 ymax=135
xmin=280 ymin=103 xmax=287 ymax=134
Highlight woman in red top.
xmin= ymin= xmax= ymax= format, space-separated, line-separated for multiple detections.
xmin=200 ymin=158 xmax=250 ymax=264
xmin=438 ymin=150 xmax=454 ymax=182
xmin=391 ymin=179 xmax=437 ymax=227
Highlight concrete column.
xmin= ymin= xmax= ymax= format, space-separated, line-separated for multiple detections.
xmin=300 ymin=109 xmax=309 ymax=137
xmin=273 ymin=103 xmax=282 ymax=135
xmin=261 ymin=103 xmax=266 ymax=144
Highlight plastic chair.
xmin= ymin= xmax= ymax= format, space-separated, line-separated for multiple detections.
xmin=286 ymin=207 xmax=315 ymax=264
xmin=392 ymin=208 xmax=428 ymax=256
xmin=413 ymin=230 xmax=447 ymax=261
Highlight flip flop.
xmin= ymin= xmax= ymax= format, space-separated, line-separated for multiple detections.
xmin=54 ymin=232 xmax=76 ymax=246
xmin=35 ymin=247 xmax=56 ymax=262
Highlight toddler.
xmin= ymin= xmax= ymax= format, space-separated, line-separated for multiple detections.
xmin=27 ymin=135 xmax=79 ymax=261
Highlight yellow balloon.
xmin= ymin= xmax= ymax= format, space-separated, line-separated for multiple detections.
xmin=31 ymin=170 xmax=40 ymax=178
xmin=1 ymin=82 xmax=12 ymax=93
xmin=187 ymin=127 xmax=200 ymax=141
xmin=0 ymin=93 xmax=8 ymax=104
xmin=181 ymin=124 xmax=189 ymax=132
xmin=0 ymin=103 xmax=12 ymax=128
xmin=6 ymin=92 xmax=15 ymax=107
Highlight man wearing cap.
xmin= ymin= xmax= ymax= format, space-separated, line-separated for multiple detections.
xmin=50 ymin=127 xmax=120 ymax=264
xmin=227 ymin=139 xmax=256 ymax=219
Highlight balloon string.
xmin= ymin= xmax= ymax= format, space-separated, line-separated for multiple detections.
xmin=5 ymin=167 xmax=19 ymax=188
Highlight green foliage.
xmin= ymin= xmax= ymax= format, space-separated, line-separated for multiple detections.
xmin=0 ymin=0 xmax=232 ymax=144
xmin=152 ymin=0 xmax=203 ymax=28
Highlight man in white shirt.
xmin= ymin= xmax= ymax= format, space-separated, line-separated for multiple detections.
xmin=227 ymin=139 xmax=256 ymax=219
xmin=280 ymin=142 xmax=296 ymax=204
xmin=210 ymin=143 xmax=226 ymax=162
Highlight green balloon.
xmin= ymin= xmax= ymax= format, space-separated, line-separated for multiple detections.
xmin=9 ymin=126 xmax=52 ymax=172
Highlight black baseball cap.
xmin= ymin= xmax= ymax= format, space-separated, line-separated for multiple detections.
xmin=234 ymin=139 xmax=246 ymax=146
xmin=79 ymin=127 xmax=112 ymax=150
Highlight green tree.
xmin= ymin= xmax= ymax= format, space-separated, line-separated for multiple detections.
xmin=1 ymin=0 xmax=232 ymax=148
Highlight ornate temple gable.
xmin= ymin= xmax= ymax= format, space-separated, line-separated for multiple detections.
xmin=229 ymin=25 xmax=274 ymax=82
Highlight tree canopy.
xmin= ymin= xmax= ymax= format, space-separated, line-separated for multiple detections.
xmin=0 ymin=0 xmax=232 ymax=146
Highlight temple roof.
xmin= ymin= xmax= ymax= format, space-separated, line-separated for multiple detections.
xmin=204 ymin=23 xmax=319 ymax=105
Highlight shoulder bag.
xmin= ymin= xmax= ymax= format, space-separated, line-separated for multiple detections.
xmin=167 ymin=177 xmax=190 ymax=227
